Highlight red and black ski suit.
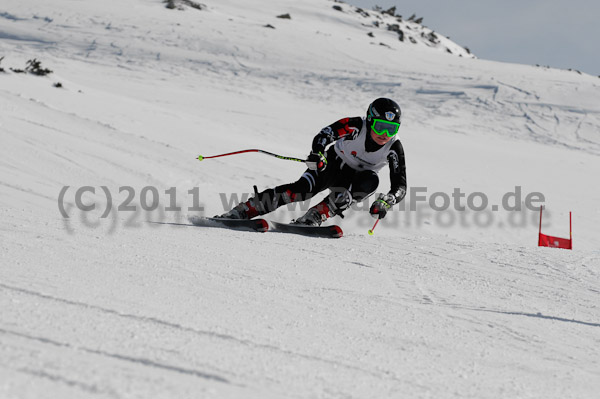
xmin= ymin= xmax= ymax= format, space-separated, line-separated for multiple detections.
xmin=252 ymin=116 xmax=407 ymax=217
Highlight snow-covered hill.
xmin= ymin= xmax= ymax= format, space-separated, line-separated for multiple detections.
xmin=1 ymin=0 xmax=599 ymax=398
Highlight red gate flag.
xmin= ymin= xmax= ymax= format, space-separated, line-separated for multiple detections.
xmin=538 ymin=206 xmax=572 ymax=250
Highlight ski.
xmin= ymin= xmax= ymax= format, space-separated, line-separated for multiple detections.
xmin=189 ymin=216 xmax=269 ymax=232
xmin=188 ymin=217 xmax=342 ymax=237
xmin=271 ymin=221 xmax=343 ymax=238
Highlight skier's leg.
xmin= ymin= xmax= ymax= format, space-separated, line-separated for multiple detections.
xmin=217 ymin=169 xmax=328 ymax=219
xmin=294 ymin=170 xmax=378 ymax=226
xmin=255 ymin=148 xmax=343 ymax=216
xmin=348 ymin=170 xmax=379 ymax=203
xmin=218 ymin=147 xmax=342 ymax=220
xmin=272 ymin=169 xmax=324 ymax=206
xmin=329 ymin=170 xmax=379 ymax=215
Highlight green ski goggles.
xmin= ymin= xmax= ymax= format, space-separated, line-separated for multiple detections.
xmin=371 ymin=119 xmax=400 ymax=137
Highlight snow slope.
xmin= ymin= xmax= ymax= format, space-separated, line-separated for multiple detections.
xmin=1 ymin=0 xmax=599 ymax=398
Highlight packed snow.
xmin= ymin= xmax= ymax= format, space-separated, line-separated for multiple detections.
xmin=1 ymin=0 xmax=599 ymax=398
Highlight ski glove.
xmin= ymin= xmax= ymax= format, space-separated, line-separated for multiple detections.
xmin=306 ymin=152 xmax=327 ymax=172
xmin=370 ymin=193 xmax=396 ymax=219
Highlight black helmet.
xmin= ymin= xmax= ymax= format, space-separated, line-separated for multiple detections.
xmin=366 ymin=98 xmax=402 ymax=124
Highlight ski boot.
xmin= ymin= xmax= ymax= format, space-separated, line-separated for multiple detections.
xmin=294 ymin=198 xmax=339 ymax=226
xmin=216 ymin=198 xmax=261 ymax=220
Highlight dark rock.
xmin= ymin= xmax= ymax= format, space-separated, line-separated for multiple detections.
xmin=26 ymin=58 xmax=53 ymax=76
xmin=277 ymin=13 xmax=291 ymax=19
xmin=427 ymin=32 xmax=438 ymax=44
xmin=182 ymin=0 xmax=204 ymax=10
xmin=356 ymin=8 xmax=370 ymax=18
xmin=9 ymin=59 xmax=53 ymax=75
xmin=382 ymin=6 xmax=396 ymax=16
xmin=164 ymin=0 xmax=204 ymax=10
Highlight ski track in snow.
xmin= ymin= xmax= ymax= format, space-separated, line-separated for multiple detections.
xmin=1 ymin=0 xmax=600 ymax=398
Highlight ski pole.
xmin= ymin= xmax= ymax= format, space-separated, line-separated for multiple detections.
xmin=368 ymin=219 xmax=379 ymax=236
xmin=197 ymin=149 xmax=306 ymax=163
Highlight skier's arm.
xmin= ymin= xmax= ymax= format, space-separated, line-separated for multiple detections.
xmin=387 ymin=140 xmax=407 ymax=203
xmin=311 ymin=117 xmax=363 ymax=154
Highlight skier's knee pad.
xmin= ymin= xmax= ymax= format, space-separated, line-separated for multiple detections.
xmin=328 ymin=188 xmax=353 ymax=212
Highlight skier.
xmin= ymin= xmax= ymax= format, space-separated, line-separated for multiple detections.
xmin=217 ymin=98 xmax=407 ymax=226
